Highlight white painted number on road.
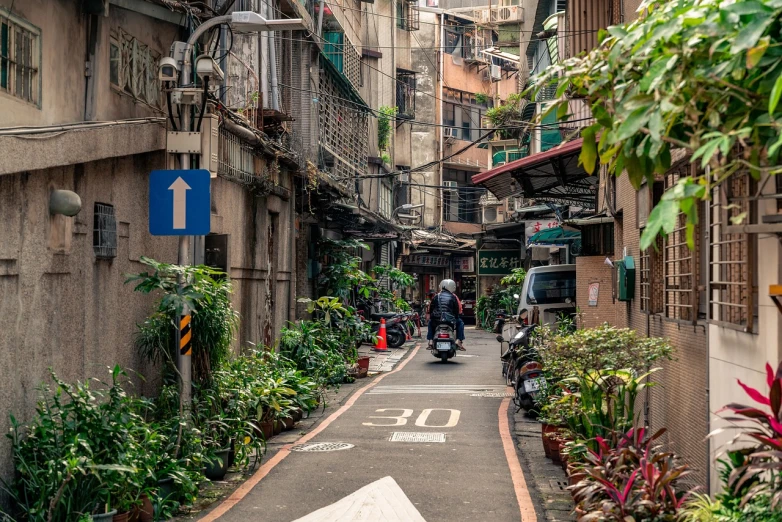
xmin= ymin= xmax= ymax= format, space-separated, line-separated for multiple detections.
xmin=364 ymin=409 xmax=461 ymax=428
xmin=414 ymin=408 xmax=460 ymax=428
xmin=363 ymin=409 xmax=414 ymax=426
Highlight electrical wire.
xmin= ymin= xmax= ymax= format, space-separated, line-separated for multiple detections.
xmin=277 ymin=80 xmax=592 ymax=130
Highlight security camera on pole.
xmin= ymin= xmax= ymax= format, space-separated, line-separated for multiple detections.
xmin=155 ymin=11 xmax=306 ymax=413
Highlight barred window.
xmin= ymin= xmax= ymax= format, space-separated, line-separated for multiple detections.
xmin=663 ymin=165 xmax=701 ymax=322
xmin=708 ymin=172 xmax=757 ymax=332
xmin=638 ymin=181 xmax=664 ymax=314
xmin=93 ymin=203 xmax=117 ymax=259
xmin=397 ymin=0 xmax=420 ymax=31
xmin=0 ymin=9 xmax=40 ymax=106
xmin=396 ymin=70 xmax=416 ymax=120
xmin=110 ymin=29 xmax=161 ymax=107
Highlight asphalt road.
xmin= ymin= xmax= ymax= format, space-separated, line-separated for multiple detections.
xmin=207 ymin=328 xmax=529 ymax=522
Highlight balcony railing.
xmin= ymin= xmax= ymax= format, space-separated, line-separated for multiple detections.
xmin=492 ymin=148 xmax=528 ymax=167
xmin=323 ymin=31 xmax=362 ymax=94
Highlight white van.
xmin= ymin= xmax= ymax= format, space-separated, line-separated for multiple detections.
xmin=516 ymin=264 xmax=577 ymax=326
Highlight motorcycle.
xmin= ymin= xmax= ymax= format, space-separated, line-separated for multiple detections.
xmin=492 ymin=309 xmax=509 ymax=334
xmin=498 ymin=322 xmax=545 ymax=412
xmin=430 ymin=320 xmax=457 ymax=362
xmin=357 ymin=310 xmax=407 ymax=348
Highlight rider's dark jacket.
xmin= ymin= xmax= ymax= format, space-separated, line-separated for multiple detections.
xmin=427 ymin=290 xmax=460 ymax=324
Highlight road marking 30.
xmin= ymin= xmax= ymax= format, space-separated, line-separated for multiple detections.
xmin=364 ymin=408 xmax=461 ymax=428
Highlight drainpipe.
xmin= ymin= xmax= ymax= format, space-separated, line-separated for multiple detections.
xmin=289 ymin=175 xmax=297 ymax=322
xmin=261 ymin=0 xmax=270 ymax=107
xmin=438 ymin=12 xmax=445 ymax=227
xmin=269 ymin=26 xmax=281 ymax=110
xmin=317 ymin=0 xmax=326 ymax=36
xmin=704 ymin=165 xmax=712 ymax=494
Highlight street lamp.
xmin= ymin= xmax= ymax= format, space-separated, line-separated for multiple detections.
xmin=168 ymin=11 xmax=306 ymax=411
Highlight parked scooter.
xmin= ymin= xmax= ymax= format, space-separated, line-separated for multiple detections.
xmin=497 ymin=316 xmax=545 ymax=412
xmin=493 ymin=309 xmax=509 ymax=334
xmin=430 ymin=320 xmax=458 ymax=362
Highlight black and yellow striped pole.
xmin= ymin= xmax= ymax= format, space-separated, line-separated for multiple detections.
xmin=179 ymin=312 xmax=192 ymax=356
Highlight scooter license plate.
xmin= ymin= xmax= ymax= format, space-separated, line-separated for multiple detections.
xmin=523 ymin=377 xmax=546 ymax=393
xmin=436 ymin=342 xmax=452 ymax=351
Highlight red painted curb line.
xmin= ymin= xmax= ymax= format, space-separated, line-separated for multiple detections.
xmin=499 ymin=391 xmax=538 ymax=521
xmin=199 ymin=344 xmax=422 ymax=521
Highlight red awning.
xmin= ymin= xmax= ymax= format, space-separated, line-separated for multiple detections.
xmin=471 ymin=138 xmax=597 ymax=207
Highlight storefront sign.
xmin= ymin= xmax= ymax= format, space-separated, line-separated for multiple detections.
xmin=405 ymin=254 xmax=449 ymax=267
xmin=522 ymin=219 xmax=559 ymax=243
xmin=588 ymin=282 xmax=599 ymax=306
xmin=453 ymin=256 xmax=474 ymax=272
xmin=477 ymin=250 xmax=522 ymax=275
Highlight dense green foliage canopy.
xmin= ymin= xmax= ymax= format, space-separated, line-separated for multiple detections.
xmin=531 ymin=0 xmax=782 ymax=249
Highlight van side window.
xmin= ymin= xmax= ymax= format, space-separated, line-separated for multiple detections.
xmin=527 ymin=271 xmax=577 ymax=304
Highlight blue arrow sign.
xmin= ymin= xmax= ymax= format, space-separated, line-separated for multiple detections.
xmin=149 ymin=169 xmax=211 ymax=236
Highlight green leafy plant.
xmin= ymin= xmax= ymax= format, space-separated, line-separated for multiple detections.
xmin=530 ymin=0 xmax=782 ymax=250
xmin=126 ymin=257 xmax=239 ymax=385
xmin=571 ymin=427 xmax=692 ymax=520
xmin=475 ymin=92 xmax=490 ymax=105
xmin=377 ymin=105 xmax=397 ymax=153
xmin=485 ymin=93 xmax=525 ymax=140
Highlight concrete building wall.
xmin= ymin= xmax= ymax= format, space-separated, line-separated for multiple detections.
xmin=708 ymin=182 xmax=782 ymax=491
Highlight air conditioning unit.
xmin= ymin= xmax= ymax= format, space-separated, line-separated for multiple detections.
xmin=444 ymin=127 xmax=459 ymax=139
xmin=490 ymin=64 xmax=502 ymax=81
xmin=443 ymin=181 xmax=459 ymax=191
xmin=496 ymin=5 xmax=523 ymax=22
xmin=482 ymin=206 xmax=499 ymax=223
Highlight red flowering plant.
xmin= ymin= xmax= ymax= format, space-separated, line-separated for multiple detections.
xmin=570 ymin=427 xmax=691 ymax=520
xmin=717 ymin=361 xmax=782 ymax=509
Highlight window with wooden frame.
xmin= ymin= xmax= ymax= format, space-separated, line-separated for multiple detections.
xmin=0 ymin=9 xmax=41 ymax=106
xmin=663 ymin=164 xmax=700 ymax=323
xmin=708 ymin=171 xmax=758 ymax=332
xmin=396 ymin=70 xmax=416 ymax=120
xmin=638 ymin=180 xmax=664 ymax=314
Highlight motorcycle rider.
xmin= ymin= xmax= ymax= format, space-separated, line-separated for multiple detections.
xmin=426 ymin=279 xmax=466 ymax=350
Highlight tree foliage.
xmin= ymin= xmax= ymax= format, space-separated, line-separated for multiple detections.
xmin=530 ymin=0 xmax=782 ymax=249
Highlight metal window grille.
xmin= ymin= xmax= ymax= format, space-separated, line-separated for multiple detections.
xmin=379 ymin=181 xmax=393 ymax=218
xmin=218 ymin=126 xmax=257 ymax=184
xmin=0 ymin=10 xmax=40 ymax=105
xmin=708 ymin=171 xmax=757 ymax=332
xmin=640 ymin=233 xmax=663 ymax=314
xmin=323 ymin=31 xmax=361 ymax=93
xmin=398 ymin=0 xmax=420 ymax=31
xmin=396 ymin=71 xmax=416 ymax=120
xmin=317 ymin=64 xmax=369 ymax=187
xmin=580 ymin=223 xmax=614 ymax=256
xmin=93 ymin=203 xmax=117 ymax=259
xmin=663 ymin=165 xmax=700 ymax=323
xmin=112 ymin=29 xmax=161 ymax=107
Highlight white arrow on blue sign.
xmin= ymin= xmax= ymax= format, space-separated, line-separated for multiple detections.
xmin=149 ymin=169 xmax=211 ymax=236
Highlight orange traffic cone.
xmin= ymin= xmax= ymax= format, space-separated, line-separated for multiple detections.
xmin=374 ymin=318 xmax=388 ymax=351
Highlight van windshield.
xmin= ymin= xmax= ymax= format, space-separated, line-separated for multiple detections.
xmin=527 ymin=271 xmax=576 ymax=305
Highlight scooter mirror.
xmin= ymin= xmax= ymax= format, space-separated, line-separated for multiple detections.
xmin=496 ymin=335 xmax=505 ymax=343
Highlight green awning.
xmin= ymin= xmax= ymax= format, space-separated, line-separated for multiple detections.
xmin=528 ymin=226 xmax=580 ymax=245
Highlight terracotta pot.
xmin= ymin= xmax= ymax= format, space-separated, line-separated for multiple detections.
xmin=273 ymin=419 xmax=283 ymax=435
xmin=129 ymin=495 xmax=153 ymax=522
xmin=550 ymin=438 xmax=563 ymax=464
xmin=545 ymin=434 xmax=560 ymax=460
xmin=113 ymin=512 xmax=130 ymax=522
xmin=357 ymin=356 xmax=371 ymax=370
xmin=256 ymin=420 xmax=274 ymax=440
xmin=568 ymin=472 xmax=587 ymax=487
xmin=282 ymin=416 xmax=295 ymax=430
xmin=293 ymin=409 xmax=303 ymax=422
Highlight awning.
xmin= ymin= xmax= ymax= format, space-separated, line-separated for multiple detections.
xmin=471 ymin=138 xmax=598 ymax=208
xmin=528 ymin=226 xmax=581 ymax=245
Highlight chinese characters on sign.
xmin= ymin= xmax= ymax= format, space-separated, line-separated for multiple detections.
xmin=588 ymin=282 xmax=599 ymax=306
xmin=453 ymin=256 xmax=475 ymax=272
xmin=477 ymin=250 xmax=522 ymax=275
xmin=522 ymin=219 xmax=559 ymax=242
xmin=406 ymin=254 xmax=449 ymax=267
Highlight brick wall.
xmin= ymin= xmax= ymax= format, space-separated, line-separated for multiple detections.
xmin=615 ymin=173 xmax=709 ymax=488
xmin=575 ymin=256 xmax=616 ymax=328
xmin=577 ymin=169 xmax=708 ymax=487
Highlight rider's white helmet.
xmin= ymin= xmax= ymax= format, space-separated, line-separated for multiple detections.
xmin=440 ymin=279 xmax=456 ymax=293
